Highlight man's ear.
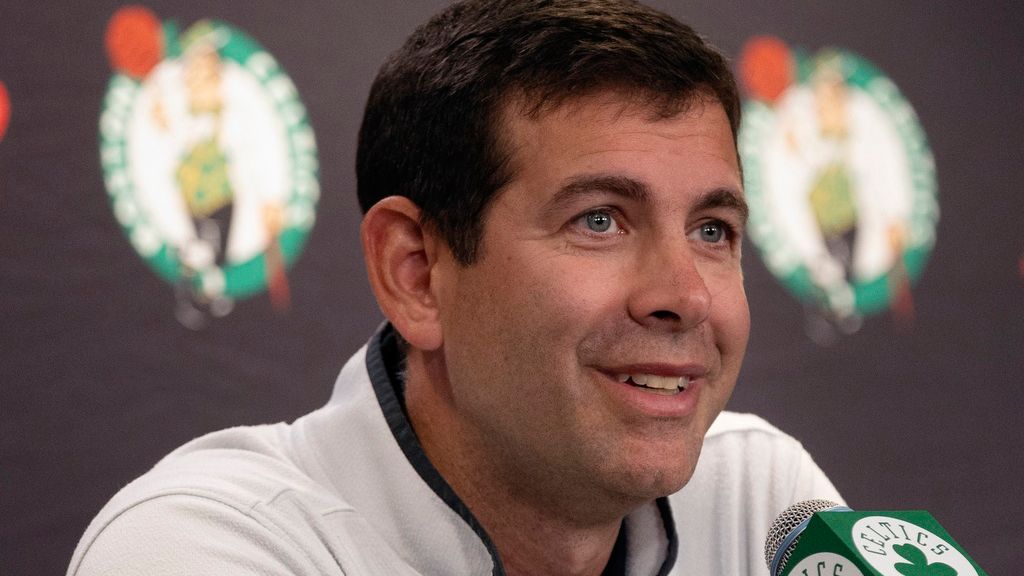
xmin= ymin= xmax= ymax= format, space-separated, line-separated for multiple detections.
xmin=361 ymin=196 xmax=444 ymax=351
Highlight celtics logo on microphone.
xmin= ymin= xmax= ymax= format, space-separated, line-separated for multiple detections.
xmin=852 ymin=516 xmax=979 ymax=576
xmin=737 ymin=37 xmax=938 ymax=341
xmin=100 ymin=6 xmax=319 ymax=328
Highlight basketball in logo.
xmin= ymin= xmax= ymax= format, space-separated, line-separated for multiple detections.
xmin=100 ymin=6 xmax=319 ymax=328
xmin=737 ymin=37 xmax=938 ymax=339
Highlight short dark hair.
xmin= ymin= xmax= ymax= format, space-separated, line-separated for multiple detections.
xmin=357 ymin=0 xmax=740 ymax=264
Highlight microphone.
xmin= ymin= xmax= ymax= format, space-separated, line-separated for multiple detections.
xmin=764 ymin=500 xmax=988 ymax=576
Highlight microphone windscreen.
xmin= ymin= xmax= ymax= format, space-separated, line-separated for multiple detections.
xmin=764 ymin=499 xmax=843 ymax=575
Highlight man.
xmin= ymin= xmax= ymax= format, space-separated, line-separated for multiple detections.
xmin=70 ymin=1 xmax=841 ymax=574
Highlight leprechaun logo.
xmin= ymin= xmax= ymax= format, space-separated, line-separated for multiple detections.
xmin=737 ymin=37 xmax=938 ymax=338
xmin=100 ymin=6 xmax=318 ymax=328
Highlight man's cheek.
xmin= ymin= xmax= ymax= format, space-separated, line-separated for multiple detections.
xmin=703 ymin=264 xmax=745 ymax=296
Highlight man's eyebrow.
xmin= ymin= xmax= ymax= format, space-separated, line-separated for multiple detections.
xmin=547 ymin=175 xmax=748 ymax=223
xmin=694 ymin=187 xmax=749 ymax=225
xmin=546 ymin=175 xmax=651 ymax=210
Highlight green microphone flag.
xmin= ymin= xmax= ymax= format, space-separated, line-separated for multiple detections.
xmin=766 ymin=500 xmax=988 ymax=576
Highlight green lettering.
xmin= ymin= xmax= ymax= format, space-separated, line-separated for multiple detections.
xmin=859 ymin=533 xmax=887 ymax=555
xmin=879 ymin=521 xmax=900 ymax=539
xmin=867 ymin=526 xmax=891 ymax=542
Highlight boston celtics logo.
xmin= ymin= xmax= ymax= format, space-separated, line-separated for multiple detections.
xmin=100 ymin=6 xmax=318 ymax=328
xmin=738 ymin=37 xmax=937 ymax=339
xmin=852 ymin=516 xmax=978 ymax=576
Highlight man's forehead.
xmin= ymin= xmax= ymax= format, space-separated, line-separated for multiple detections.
xmin=502 ymin=86 xmax=719 ymax=127
xmin=482 ymin=94 xmax=745 ymax=234
xmin=495 ymin=89 xmax=740 ymax=181
xmin=499 ymin=88 xmax=735 ymax=151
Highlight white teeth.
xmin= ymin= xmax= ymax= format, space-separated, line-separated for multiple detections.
xmin=614 ymin=373 xmax=690 ymax=391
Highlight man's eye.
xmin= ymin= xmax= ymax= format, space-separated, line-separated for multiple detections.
xmin=697 ymin=221 xmax=729 ymax=243
xmin=582 ymin=211 xmax=619 ymax=234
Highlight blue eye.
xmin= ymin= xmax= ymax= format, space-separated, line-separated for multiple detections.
xmin=699 ymin=222 xmax=726 ymax=243
xmin=585 ymin=211 xmax=614 ymax=233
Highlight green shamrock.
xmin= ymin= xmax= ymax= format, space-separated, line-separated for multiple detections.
xmin=893 ymin=543 xmax=958 ymax=576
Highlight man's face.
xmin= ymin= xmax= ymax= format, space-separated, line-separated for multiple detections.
xmin=433 ymin=92 xmax=749 ymax=515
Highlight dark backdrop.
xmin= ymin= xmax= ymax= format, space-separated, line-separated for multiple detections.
xmin=1 ymin=2 xmax=1021 ymax=575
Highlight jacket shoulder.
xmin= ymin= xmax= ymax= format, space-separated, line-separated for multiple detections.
xmin=68 ymin=424 xmax=349 ymax=576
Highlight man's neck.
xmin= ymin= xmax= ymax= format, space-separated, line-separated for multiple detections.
xmin=457 ymin=478 xmax=623 ymax=576
xmin=404 ymin=352 xmax=626 ymax=576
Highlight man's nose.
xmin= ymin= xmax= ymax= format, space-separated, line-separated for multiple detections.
xmin=627 ymin=239 xmax=712 ymax=332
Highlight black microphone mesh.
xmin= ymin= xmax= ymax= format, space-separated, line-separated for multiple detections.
xmin=764 ymin=499 xmax=840 ymax=575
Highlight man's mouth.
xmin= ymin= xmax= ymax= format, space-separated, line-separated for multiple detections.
xmin=614 ymin=373 xmax=691 ymax=394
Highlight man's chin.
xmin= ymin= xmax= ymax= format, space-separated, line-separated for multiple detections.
xmin=640 ymin=469 xmax=692 ymax=499
xmin=615 ymin=438 xmax=703 ymax=498
xmin=602 ymin=462 xmax=696 ymax=506
xmin=540 ymin=461 xmax=695 ymax=525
